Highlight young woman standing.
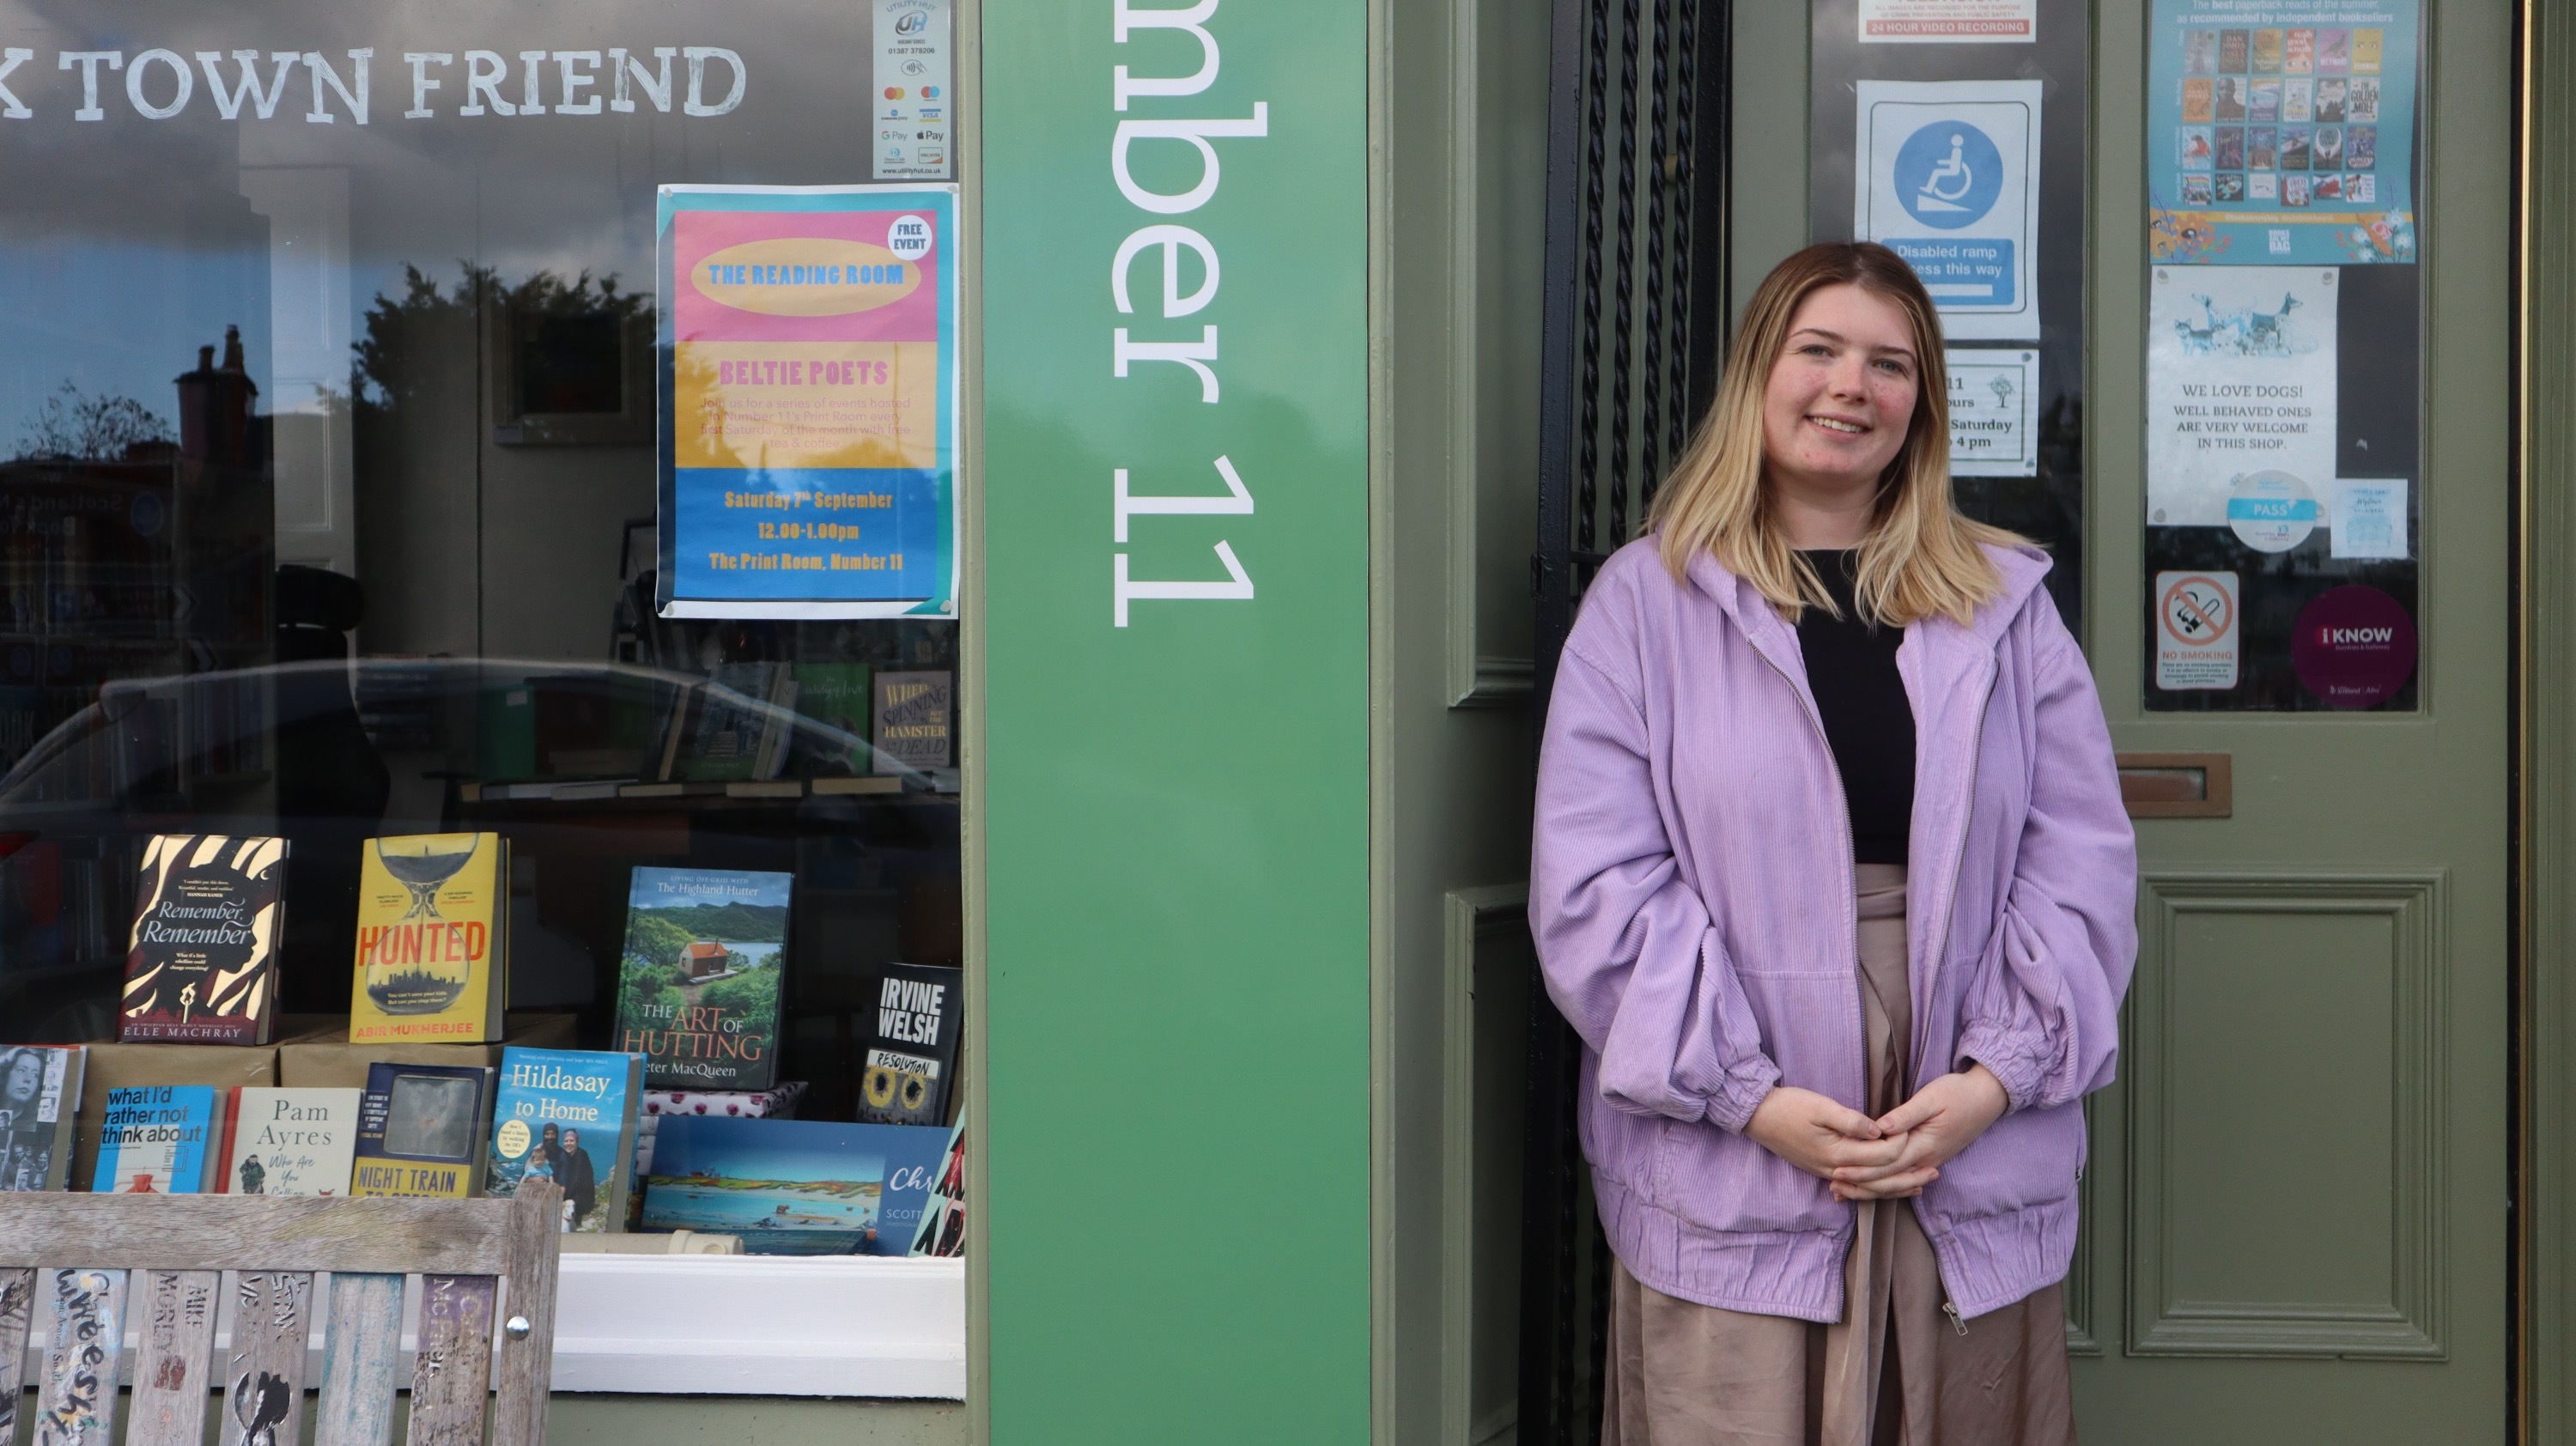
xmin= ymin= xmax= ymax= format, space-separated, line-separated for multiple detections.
xmin=1531 ymin=243 xmax=2136 ymax=1445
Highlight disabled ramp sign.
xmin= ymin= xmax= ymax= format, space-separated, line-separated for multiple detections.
xmin=1855 ymin=80 xmax=2043 ymax=341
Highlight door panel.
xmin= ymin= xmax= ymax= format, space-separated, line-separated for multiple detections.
xmin=2075 ymin=0 xmax=2510 ymax=1436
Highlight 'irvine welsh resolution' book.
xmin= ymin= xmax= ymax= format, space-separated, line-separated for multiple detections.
xmin=349 ymin=833 xmax=510 ymax=1044
xmin=218 ymin=1087 xmax=361 ymax=1196
xmin=118 ymin=835 xmax=289 ymax=1043
xmin=91 ymin=1084 xmax=221 ymax=1194
xmin=611 ymin=867 xmax=791 ymax=1091
xmin=350 ymin=1062 xmax=493 ymax=1198
xmin=854 ymin=963 xmax=961 ymax=1126
xmin=0 ymin=1044 xmax=83 ymax=1191
xmin=486 ymin=1047 xmax=643 ymax=1232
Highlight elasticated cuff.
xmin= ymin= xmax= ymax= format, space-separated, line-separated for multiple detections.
xmin=1954 ymin=1022 xmax=2047 ymax=1114
xmin=1703 ymin=1055 xmax=1784 ymax=1133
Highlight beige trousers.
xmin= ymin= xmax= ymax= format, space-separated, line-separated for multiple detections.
xmin=1600 ymin=864 xmax=2077 ymax=1446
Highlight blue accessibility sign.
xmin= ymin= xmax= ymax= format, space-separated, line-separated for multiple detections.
xmin=1892 ymin=120 xmax=2003 ymax=229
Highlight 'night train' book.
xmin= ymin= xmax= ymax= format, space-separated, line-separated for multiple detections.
xmin=350 ymin=1062 xmax=494 ymax=1199
xmin=118 ymin=835 xmax=288 ymax=1044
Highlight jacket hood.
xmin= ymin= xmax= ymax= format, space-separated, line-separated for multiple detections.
xmin=1680 ymin=539 xmax=2057 ymax=648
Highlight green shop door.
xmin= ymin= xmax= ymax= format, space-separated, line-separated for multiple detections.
xmin=2074 ymin=0 xmax=2510 ymax=1437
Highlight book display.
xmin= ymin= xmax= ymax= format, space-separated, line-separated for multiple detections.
xmin=855 ymin=963 xmax=963 ymax=1127
xmin=118 ymin=835 xmax=289 ymax=1044
xmin=216 ymin=1086 xmax=360 ymax=1195
xmin=349 ymin=833 xmax=510 ymax=1044
xmin=351 ymin=1061 xmax=494 ymax=1198
xmin=612 ymin=868 xmax=792 ymax=1091
xmin=91 ymin=1084 xmax=222 ymax=1193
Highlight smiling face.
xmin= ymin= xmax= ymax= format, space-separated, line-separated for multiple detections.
xmin=1760 ymin=282 xmax=1923 ymax=534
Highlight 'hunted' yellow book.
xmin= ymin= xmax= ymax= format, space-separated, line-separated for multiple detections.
xmin=349 ymin=834 xmax=509 ymax=1044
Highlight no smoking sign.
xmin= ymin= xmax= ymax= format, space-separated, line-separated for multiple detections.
xmin=2155 ymin=570 xmax=2238 ymax=691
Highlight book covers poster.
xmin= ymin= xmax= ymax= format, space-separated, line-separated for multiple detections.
xmin=612 ymin=868 xmax=791 ymax=1091
xmin=642 ymin=1115 xmax=890 ymax=1255
xmin=657 ymin=185 xmax=960 ymax=620
xmin=1853 ymin=80 xmax=2043 ymax=341
xmin=2148 ymin=0 xmax=2418 ymax=265
xmin=2147 ymin=266 xmax=2337 ymax=531
xmin=118 ymin=835 xmax=288 ymax=1044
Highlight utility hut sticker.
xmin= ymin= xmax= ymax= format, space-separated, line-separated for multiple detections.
xmin=658 ymin=185 xmax=958 ymax=619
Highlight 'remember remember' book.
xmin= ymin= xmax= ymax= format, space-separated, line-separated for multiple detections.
xmin=611 ymin=866 xmax=790 ymax=1091
xmin=218 ymin=1087 xmax=361 ymax=1196
xmin=350 ymin=1061 xmax=494 ymax=1198
xmin=0 ymin=1044 xmax=83 ymax=1192
xmin=118 ymin=835 xmax=289 ymax=1043
xmin=349 ymin=833 xmax=510 ymax=1044
xmin=485 ymin=1047 xmax=643 ymax=1232
xmin=91 ymin=1084 xmax=222 ymax=1194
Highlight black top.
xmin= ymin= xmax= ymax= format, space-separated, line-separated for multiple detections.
xmin=1795 ymin=550 xmax=1916 ymax=866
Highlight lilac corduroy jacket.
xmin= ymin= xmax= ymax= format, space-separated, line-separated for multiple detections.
xmin=1530 ymin=538 xmax=2137 ymax=1323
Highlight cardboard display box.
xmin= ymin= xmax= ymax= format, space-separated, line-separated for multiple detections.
xmin=275 ymin=1012 xmax=580 ymax=1088
xmin=69 ymin=1041 xmax=276 ymax=1194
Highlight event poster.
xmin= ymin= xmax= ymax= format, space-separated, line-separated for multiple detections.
xmin=2146 ymin=266 xmax=2337 ymax=532
xmin=657 ymin=185 xmax=959 ymax=618
xmin=2146 ymin=0 xmax=2419 ymax=265
xmin=1853 ymin=80 xmax=2042 ymax=340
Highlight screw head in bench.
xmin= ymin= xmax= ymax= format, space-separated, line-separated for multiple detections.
xmin=506 ymin=1316 xmax=532 ymax=1340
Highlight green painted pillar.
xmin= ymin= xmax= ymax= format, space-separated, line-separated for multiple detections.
xmin=981 ymin=0 xmax=1373 ymax=1441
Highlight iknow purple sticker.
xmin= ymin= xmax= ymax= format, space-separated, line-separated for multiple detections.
xmin=2292 ymin=584 xmax=2416 ymax=708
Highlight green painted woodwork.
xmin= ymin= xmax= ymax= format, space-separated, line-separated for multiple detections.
xmin=978 ymin=2 xmax=1373 ymax=1444
xmin=2069 ymin=0 xmax=2511 ymax=1435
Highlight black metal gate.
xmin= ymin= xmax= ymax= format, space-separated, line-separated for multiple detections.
xmin=1522 ymin=1 xmax=1731 ymax=1443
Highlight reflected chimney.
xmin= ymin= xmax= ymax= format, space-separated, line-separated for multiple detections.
xmin=176 ymin=325 xmax=258 ymax=470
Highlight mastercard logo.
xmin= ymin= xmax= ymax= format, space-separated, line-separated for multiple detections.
xmin=884 ymin=86 xmax=904 ymax=100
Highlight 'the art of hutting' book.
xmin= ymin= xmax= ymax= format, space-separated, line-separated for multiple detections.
xmin=91 ymin=1084 xmax=221 ymax=1194
xmin=485 ymin=1047 xmax=643 ymax=1232
xmin=0 ymin=1044 xmax=84 ymax=1192
xmin=611 ymin=867 xmax=791 ymax=1091
xmin=118 ymin=835 xmax=289 ymax=1043
xmin=349 ymin=833 xmax=510 ymax=1044
xmin=350 ymin=1062 xmax=493 ymax=1198
xmin=217 ymin=1087 xmax=361 ymax=1196
xmin=854 ymin=963 xmax=962 ymax=1126
xmin=641 ymin=1115 xmax=890 ymax=1255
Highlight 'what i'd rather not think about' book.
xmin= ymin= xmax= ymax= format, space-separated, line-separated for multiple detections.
xmin=611 ymin=867 xmax=791 ymax=1091
xmin=642 ymin=1115 xmax=888 ymax=1255
xmin=486 ymin=1047 xmax=643 ymax=1232
xmin=218 ymin=1087 xmax=361 ymax=1196
xmin=349 ymin=833 xmax=510 ymax=1044
xmin=351 ymin=1062 xmax=493 ymax=1198
xmin=0 ymin=1044 xmax=83 ymax=1192
xmin=92 ymin=1084 xmax=221 ymax=1194
xmin=118 ymin=835 xmax=289 ymax=1043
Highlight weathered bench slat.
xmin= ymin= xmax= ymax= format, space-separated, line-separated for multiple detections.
xmin=35 ymin=1267 xmax=127 ymax=1446
xmin=222 ymin=1272 xmax=314 ymax=1446
xmin=0 ymin=1197 xmax=514 ymax=1274
xmin=0 ymin=1268 xmax=35 ymax=1443
xmin=127 ymin=1270 xmax=220 ymax=1446
xmin=404 ymin=1274 xmax=497 ymax=1446
xmin=488 ymin=1189 xmax=562 ymax=1446
xmin=315 ymin=1273 xmax=405 ymax=1446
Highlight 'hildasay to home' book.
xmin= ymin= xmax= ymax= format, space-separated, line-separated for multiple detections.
xmin=118 ymin=835 xmax=289 ymax=1043
xmin=641 ymin=1115 xmax=889 ymax=1255
xmin=350 ymin=1062 xmax=494 ymax=1198
xmin=349 ymin=833 xmax=510 ymax=1044
xmin=218 ymin=1087 xmax=361 ymax=1196
xmin=611 ymin=867 xmax=791 ymax=1091
xmin=91 ymin=1084 xmax=221 ymax=1194
xmin=485 ymin=1047 xmax=644 ymax=1232
xmin=854 ymin=963 xmax=962 ymax=1126
xmin=0 ymin=1044 xmax=83 ymax=1192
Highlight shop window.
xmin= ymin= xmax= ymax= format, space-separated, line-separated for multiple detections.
xmin=0 ymin=0 xmax=963 ymax=1399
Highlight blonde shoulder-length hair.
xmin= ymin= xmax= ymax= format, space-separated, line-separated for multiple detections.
xmin=1645 ymin=241 xmax=2025 ymax=627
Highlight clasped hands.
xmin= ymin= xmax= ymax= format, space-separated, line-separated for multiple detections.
xmin=1742 ymin=1063 xmax=2008 ymax=1202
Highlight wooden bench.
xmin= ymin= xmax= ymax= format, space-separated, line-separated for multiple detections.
xmin=0 ymin=1185 xmax=562 ymax=1446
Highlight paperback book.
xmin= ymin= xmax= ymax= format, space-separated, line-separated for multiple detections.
xmin=350 ymin=1062 xmax=494 ymax=1198
xmin=854 ymin=963 xmax=961 ymax=1126
xmin=91 ymin=1084 xmax=221 ymax=1194
xmin=118 ymin=835 xmax=289 ymax=1043
xmin=909 ymin=1111 xmax=966 ymax=1258
xmin=870 ymin=671 xmax=952 ymax=774
xmin=485 ymin=1047 xmax=644 ymax=1232
xmin=349 ymin=833 xmax=510 ymax=1044
xmin=787 ymin=663 xmax=871 ymax=775
xmin=641 ymin=1115 xmax=890 ymax=1255
xmin=611 ymin=867 xmax=791 ymax=1091
xmin=217 ymin=1087 xmax=361 ymax=1196
xmin=0 ymin=1044 xmax=83 ymax=1191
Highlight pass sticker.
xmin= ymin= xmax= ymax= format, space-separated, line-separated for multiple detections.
xmin=2156 ymin=569 xmax=2239 ymax=690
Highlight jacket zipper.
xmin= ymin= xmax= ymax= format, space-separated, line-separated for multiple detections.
xmin=1917 ymin=657 xmax=2002 ymax=1321
xmin=1746 ymin=641 xmax=1868 ymax=1115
